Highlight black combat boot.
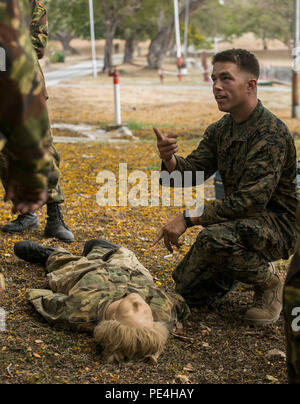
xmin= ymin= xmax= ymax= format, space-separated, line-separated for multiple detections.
xmin=1 ymin=213 xmax=38 ymax=234
xmin=44 ymin=203 xmax=75 ymax=242
xmin=14 ymin=241 xmax=55 ymax=266
xmin=83 ymin=239 xmax=120 ymax=256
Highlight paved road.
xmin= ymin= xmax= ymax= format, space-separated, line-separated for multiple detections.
xmin=44 ymin=55 xmax=123 ymax=87
xmin=45 ymin=57 xmax=292 ymax=93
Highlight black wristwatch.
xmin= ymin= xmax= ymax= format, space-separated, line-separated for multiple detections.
xmin=183 ymin=210 xmax=193 ymax=228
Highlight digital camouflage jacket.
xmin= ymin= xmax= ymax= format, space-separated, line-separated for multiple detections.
xmin=167 ymin=100 xmax=298 ymax=257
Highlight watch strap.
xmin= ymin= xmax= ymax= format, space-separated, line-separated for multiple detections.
xmin=183 ymin=210 xmax=193 ymax=228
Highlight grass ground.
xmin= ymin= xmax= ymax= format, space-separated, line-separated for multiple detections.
xmin=0 ymin=44 xmax=300 ymax=384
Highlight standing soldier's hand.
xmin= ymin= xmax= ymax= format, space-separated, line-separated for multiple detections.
xmin=5 ymin=180 xmax=47 ymax=214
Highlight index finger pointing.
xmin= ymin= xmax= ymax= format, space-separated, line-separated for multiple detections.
xmin=153 ymin=127 xmax=164 ymax=141
xmin=150 ymin=229 xmax=164 ymax=247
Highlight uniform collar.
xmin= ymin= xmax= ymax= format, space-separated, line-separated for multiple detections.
xmin=230 ymin=100 xmax=264 ymax=141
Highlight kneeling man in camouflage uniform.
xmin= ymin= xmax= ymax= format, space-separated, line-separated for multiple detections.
xmin=153 ymin=49 xmax=298 ymax=326
xmin=14 ymin=239 xmax=189 ymax=363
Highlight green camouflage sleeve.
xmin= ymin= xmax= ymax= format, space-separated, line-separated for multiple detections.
xmin=161 ymin=124 xmax=218 ymax=187
xmin=31 ymin=0 xmax=48 ymax=59
xmin=196 ymin=131 xmax=289 ymax=226
xmin=0 ymin=0 xmax=53 ymax=189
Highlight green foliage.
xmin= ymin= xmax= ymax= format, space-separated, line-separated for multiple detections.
xmin=191 ymin=0 xmax=246 ymax=41
xmin=45 ymin=0 xmax=294 ymax=52
xmin=243 ymin=0 xmax=293 ymax=48
xmin=49 ymin=50 xmax=65 ymax=63
xmin=46 ymin=0 xmax=105 ymax=39
xmin=180 ymin=23 xmax=212 ymax=49
xmin=190 ymin=0 xmax=293 ymax=49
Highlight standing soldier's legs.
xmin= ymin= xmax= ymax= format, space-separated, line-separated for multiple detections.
xmin=1 ymin=124 xmax=74 ymax=242
xmin=43 ymin=126 xmax=74 ymax=242
xmin=0 ymin=57 xmax=74 ymax=242
xmin=0 ymin=151 xmax=38 ymax=230
xmin=173 ymin=218 xmax=287 ymax=324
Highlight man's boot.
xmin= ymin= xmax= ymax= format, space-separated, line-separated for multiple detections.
xmin=14 ymin=241 xmax=55 ymax=266
xmin=83 ymin=239 xmax=120 ymax=256
xmin=1 ymin=213 xmax=38 ymax=233
xmin=244 ymin=263 xmax=283 ymax=325
xmin=44 ymin=203 xmax=75 ymax=243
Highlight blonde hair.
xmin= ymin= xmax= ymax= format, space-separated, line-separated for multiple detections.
xmin=94 ymin=320 xmax=169 ymax=363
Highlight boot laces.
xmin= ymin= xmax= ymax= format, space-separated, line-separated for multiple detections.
xmin=253 ymin=287 xmax=266 ymax=308
xmin=49 ymin=204 xmax=69 ymax=230
xmin=15 ymin=214 xmax=34 ymax=224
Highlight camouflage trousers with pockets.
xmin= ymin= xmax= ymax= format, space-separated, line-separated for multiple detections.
xmin=173 ymin=216 xmax=294 ymax=307
xmin=0 ymin=129 xmax=64 ymax=204
xmin=0 ymin=59 xmax=64 ymax=205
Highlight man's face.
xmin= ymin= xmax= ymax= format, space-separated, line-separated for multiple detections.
xmin=112 ymin=293 xmax=154 ymax=329
xmin=211 ymin=62 xmax=256 ymax=114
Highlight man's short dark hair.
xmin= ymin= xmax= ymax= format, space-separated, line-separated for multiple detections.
xmin=212 ymin=49 xmax=260 ymax=79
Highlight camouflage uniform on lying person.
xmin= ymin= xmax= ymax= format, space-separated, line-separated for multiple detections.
xmin=14 ymin=239 xmax=190 ymax=363
xmin=0 ymin=0 xmax=74 ymax=242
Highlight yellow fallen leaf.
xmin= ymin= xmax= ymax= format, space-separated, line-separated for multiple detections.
xmin=183 ymin=363 xmax=194 ymax=372
xmin=0 ymin=273 xmax=5 ymax=294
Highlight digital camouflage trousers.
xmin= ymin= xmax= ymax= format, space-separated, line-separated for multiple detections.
xmin=173 ymin=216 xmax=295 ymax=307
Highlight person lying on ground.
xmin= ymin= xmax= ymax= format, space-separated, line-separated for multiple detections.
xmin=14 ymin=239 xmax=190 ymax=363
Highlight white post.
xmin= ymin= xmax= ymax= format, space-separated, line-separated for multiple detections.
xmin=173 ymin=0 xmax=182 ymax=80
xmin=109 ymin=69 xmax=122 ymax=126
xmin=184 ymin=0 xmax=190 ymax=61
xmin=89 ymin=0 xmax=97 ymax=79
xmin=114 ymin=81 xmax=122 ymax=126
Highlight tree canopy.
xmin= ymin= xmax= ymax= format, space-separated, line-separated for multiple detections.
xmin=46 ymin=0 xmax=293 ymax=66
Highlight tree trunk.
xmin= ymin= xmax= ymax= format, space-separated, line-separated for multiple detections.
xmin=123 ymin=35 xmax=136 ymax=64
xmin=262 ymin=36 xmax=268 ymax=50
xmin=146 ymin=0 xmax=205 ymax=70
xmin=103 ymin=23 xmax=117 ymax=72
xmin=54 ymin=32 xmax=78 ymax=55
xmin=147 ymin=19 xmax=174 ymax=69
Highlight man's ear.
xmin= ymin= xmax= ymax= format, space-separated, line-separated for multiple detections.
xmin=247 ymin=78 xmax=257 ymax=92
